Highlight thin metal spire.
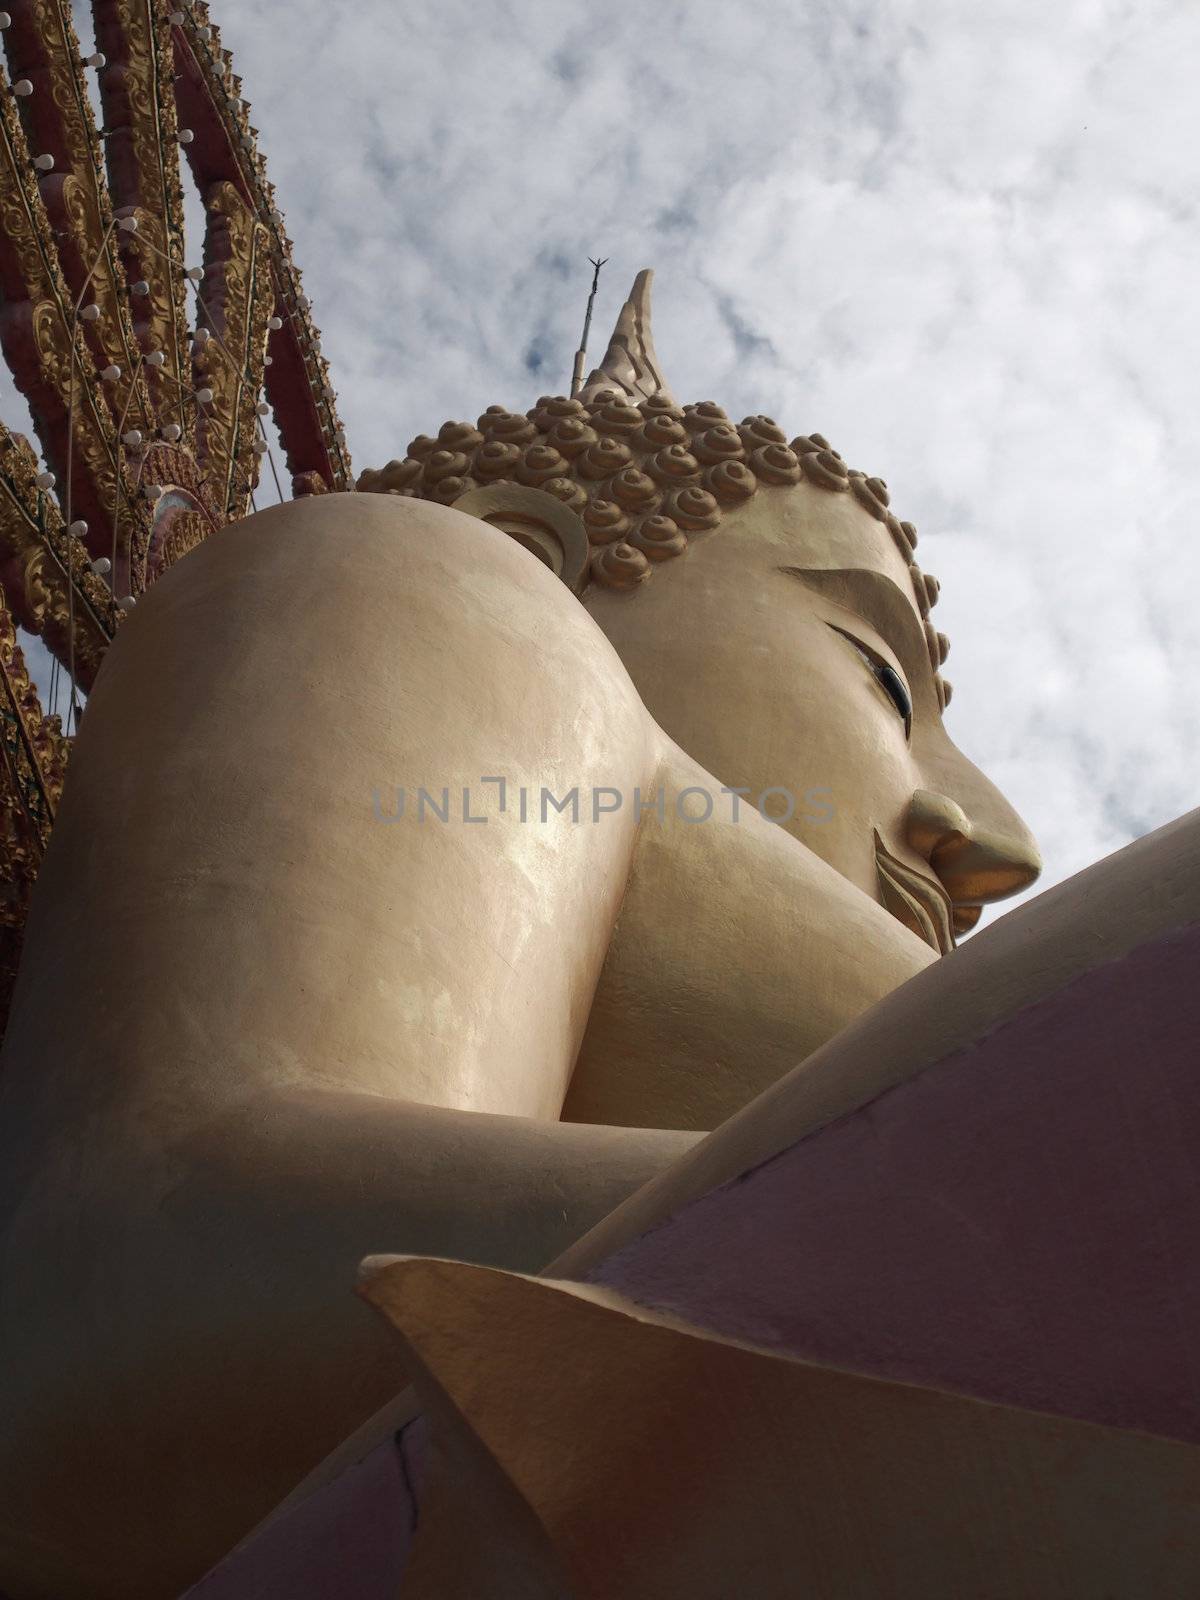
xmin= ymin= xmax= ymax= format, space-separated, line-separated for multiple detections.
xmin=570 ymin=256 xmax=608 ymax=398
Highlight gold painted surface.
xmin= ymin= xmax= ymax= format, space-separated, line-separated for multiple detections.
xmin=193 ymin=180 xmax=272 ymax=521
xmin=365 ymin=1259 xmax=1200 ymax=1600
xmin=0 ymin=0 xmax=341 ymax=1018
xmin=0 ymin=486 xmax=1043 ymax=1595
xmin=0 ymin=65 xmax=129 ymax=526
xmin=144 ymin=501 xmax=211 ymax=578
xmin=0 ymin=71 xmax=1171 ymax=1598
xmin=93 ymin=0 xmax=191 ymax=423
xmin=174 ymin=3 xmax=352 ymax=487
xmin=358 ymin=275 xmax=954 ymax=705
xmin=8 ymin=0 xmax=154 ymax=434
xmin=0 ymin=422 xmax=120 ymax=686
xmin=0 ymin=584 xmax=66 ymax=1033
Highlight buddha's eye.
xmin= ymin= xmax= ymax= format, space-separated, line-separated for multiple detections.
xmin=876 ymin=661 xmax=912 ymax=723
xmin=829 ymin=625 xmax=912 ymax=735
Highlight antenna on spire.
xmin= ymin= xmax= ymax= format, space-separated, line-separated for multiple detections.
xmin=570 ymin=256 xmax=608 ymax=398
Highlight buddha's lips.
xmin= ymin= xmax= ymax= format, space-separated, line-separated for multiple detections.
xmin=873 ymin=833 xmax=956 ymax=957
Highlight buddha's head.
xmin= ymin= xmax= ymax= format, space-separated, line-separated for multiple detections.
xmin=359 ymin=273 xmax=1039 ymax=952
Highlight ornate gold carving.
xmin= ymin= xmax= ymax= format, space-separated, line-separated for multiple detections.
xmin=629 ymin=514 xmax=686 ymax=561
xmin=578 ymin=437 xmax=631 ymax=481
xmin=193 ymin=180 xmax=271 ymax=522
xmin=750 ymin=444 xmax=802 ymax=487
xmin=538 ymin=476 xmax=589 ymax=516
xmin=427 ymin=474 xmax=474 ymax=505
xmin=93 ymin=0 xmax=191 ymax=422
xmin=291 ymin=469 xmax=329 ymax=498
xmin=885 ymin=512 xmax=917 ymax=563
xmin=607 ymin=466 xmax=660 ymax=513
xmin=542 ymin=269 xmax=946 ymax=665
xmin=356 ymin=457 xmax=421 ymax=496
xmin=578 ymin=269 xmax=676 ymax=407
xmin=582 ymin=499 xmax=630 ymax=546
xmin=169 ymin=2 xmax=351 ymax=487
xmin=683 ymin=401 xmax=730 ymax=433
xmin=0 ymin=423 xmax=120 ymax=688
xmin=738 ymin=415 xmax=789 ymax=450
xmin=647 ymin=444 xmax=701 ymax=487
xmin=437 ymin=421 xmax=483 ymax=453
xmin=799 ymin=449 xmax=851 ymax=491
xmin=592 ymin=540 xmax=651 ymax=589
xmin=0 ymin=581 xmax=68 ymax=1025
xmin=424 ymin=448 xmax=470 ymax=485
xmin=545 ymin=418 xmax=597 ymax=459
xmin=692 ymin=424 xmax=745 ymax=465
xmin=663 ymin=485 xmax=720 ymax=531
xmin=635 ymin=414 xmax=687 ymax=452
xmin=705 ymin=460 xmax=757 ymax=505
xmin=849 ymin=471 xmax=890 ymax=521
xmin=145 ymin=501 xmax=211 ymax=579
xmin=528 ymin=395 xmax=586 ymax=431
xmin=361 ymin=384 xmax=954 ymax=703
xmin=477 ymin=410 xmax=536 ymax=448
xmin=589 ymin=397 xmax=643 ymax=437
xmin=473 ymin=440 xmax=521 ymax=481
xmin=8 ymin=0 xmax=155 ymax=435
xmin=0 ymin=0 xmax=344 ymax=1036
xmin=515 ymin=444 xmax=568 ymax=487
xmin=0 ymin=71 xmax=131 ymax=535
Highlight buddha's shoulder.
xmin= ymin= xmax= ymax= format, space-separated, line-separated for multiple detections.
xmin=173 ymin=492 xmax=586 ymax=625
xmin=124 ymin=491 xmax=653 ymax=753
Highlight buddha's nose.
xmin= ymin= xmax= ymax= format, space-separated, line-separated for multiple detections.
xmin=906 ymin=788 xmax=1042 ymax=912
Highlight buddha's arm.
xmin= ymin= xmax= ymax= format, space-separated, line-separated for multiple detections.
xmin=3 ymin=492 xmax=663 ymax=1128
xmin=1 ymin=490 xmax=673 ymax=1166
xmin=0 ymin=1089 xmax=697 ymax=1600
xmin=565 ymin=741 xmax=938 ymax=1131
xmin=0 ymin=495 xmax=699 ymax=1597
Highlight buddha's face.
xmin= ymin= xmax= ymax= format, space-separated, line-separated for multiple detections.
xmin=583 ymin=482 xmax=1040 ymax=951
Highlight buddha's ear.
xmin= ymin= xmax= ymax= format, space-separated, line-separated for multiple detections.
xmin=578 ymin=269 xmax=676 ymax=408
xmin=450 ymin=483 xmax=591 ymax=594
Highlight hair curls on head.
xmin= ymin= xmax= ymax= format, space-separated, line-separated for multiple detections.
xmin=357 ymin=390 xmax=953 ymax=709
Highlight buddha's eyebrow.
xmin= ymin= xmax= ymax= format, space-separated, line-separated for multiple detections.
xmin=779 ymin=566 xmax=931 ymax=691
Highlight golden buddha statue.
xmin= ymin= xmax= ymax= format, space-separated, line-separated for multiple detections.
xmin=1 ymin=11 xmax=1199 ymax=1598
xmin=0 ymin=258 xmax=1040 ymax=1594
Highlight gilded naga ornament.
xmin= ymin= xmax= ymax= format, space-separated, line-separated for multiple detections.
xmin=0 ymin=0 xmax=347 ymax=1022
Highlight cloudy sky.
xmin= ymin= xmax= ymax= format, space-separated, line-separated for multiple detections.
xmin=14 ymin=0 xmax=1200 ymax=920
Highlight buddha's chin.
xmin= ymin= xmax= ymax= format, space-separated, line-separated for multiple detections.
xmin=774 ymin=816 xmax=951 ymax=963
xmin=873 ymin=831 xmax=955 ymax=956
